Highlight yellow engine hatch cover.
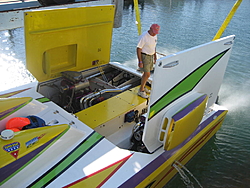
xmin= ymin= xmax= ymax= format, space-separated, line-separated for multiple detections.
xmin=24 ymin=5 xmax=115 ymax=82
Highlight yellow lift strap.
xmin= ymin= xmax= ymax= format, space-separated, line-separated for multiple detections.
xmin=213 ymin=0 xmax=243 ymax=41
xmin=133 ymin=0 xmax=141 ymax=35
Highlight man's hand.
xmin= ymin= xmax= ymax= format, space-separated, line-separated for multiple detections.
xmin=138 ymin=61 xmax=143 ymax=68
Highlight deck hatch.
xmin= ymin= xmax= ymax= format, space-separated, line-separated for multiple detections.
xmin=24 ymin=5 xmax=115 ymax=82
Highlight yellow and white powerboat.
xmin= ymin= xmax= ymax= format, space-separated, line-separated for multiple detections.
xmin=0 ymin=4 xmax=235 ymax=188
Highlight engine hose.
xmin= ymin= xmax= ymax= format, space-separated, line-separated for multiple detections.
xmin=80 ymin=84 xmax=131 ymax=109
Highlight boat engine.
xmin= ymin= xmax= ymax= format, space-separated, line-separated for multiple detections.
xmin=58 ymin=71 xmax=91 ymax=113
xmin=130 ymin=114 xmax=149 ymax=153
xmin=37 ymin=65 xmax=141 ymax=114
xmin=36 ymin=66 xmax=140 ymax=114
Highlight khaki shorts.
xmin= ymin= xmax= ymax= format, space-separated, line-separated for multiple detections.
xmin=140 ymin=53 xmax=154 ymax=72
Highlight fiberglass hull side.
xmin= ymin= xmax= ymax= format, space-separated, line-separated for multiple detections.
xmin=119 ymin=109 xmax=227 ymax=188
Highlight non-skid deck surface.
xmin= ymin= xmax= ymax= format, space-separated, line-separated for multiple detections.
xmin=76 ymin=86 xmax=149 ymax=129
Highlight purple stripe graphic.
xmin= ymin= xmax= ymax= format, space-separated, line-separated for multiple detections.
xmin=173 ymin=94 xmax=207 ymax=122
xmin=0 ymin=102 xmax=27 ymax=120
xmin=119 ymin=110 xmax=224 ymax=188
xmin=0 ymin=135 xmax=59 ymax=184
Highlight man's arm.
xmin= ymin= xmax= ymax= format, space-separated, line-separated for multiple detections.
xmin=137 ymin=47 xmax=142 ymax=62
xmin=154 ymin=51 xmax=157 ymax=64
xmin=137 ymin=47 xmax=143 ymax=68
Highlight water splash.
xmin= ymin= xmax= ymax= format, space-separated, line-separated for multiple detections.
xmin=219 ymin=83 xmax=250 ymax=113
xmin=0 ymin=53 xmax=35 ymax=92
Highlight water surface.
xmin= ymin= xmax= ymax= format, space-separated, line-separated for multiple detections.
xmin=0 ymin=0 xmax=250 ymax=187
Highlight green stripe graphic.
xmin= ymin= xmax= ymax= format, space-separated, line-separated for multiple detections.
xmin=149 ymin=50 xmax=228 ymax=119
xmin=36 ymin=97 xmax=50 ymax=103
xmin=29 ymin=131 xmax=103 ymax=188
xmin=0 ymin=98 xmax=32 ymax=121
xmin=0 ymin=126 xmax=70 ymax=186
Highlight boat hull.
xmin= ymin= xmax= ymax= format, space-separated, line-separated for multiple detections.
xmin=0 ymin=7 xmax=234 ymax=185
xmin=120 ymin=110 xmax=227 ymax=188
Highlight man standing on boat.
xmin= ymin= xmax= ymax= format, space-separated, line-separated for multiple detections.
xmin=137 ymin=24 xmax=160 ymax=98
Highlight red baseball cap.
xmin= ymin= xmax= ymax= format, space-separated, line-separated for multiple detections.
xmin=150 ymin=24 xmax=160 ymax=34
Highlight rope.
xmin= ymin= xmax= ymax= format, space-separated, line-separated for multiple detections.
xmin=172 ymin=163 xmax=193 ymax=187
xmin=156 ymin=51 xmax=166 ymax=56
xmin=96 ymin=61 xmax=108 ymax=82
xmin=173 ymin=160 xmax=203 ymax=188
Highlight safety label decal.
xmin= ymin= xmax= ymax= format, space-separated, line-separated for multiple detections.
xmin=3 ymin=142 xmax=20 ymax=159
xmin=3 ymin=142 xmax=20 ymax=152
xmin=25 ymin=133 xmax=46 ymax=148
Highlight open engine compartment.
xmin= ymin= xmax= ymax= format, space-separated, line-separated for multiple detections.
xmin=37 ymin=64 xmax=142 ymax=114
xmin=37 ymin=64 xmax=151 ymax=151
xmin=37 ymin=64 xmax=151 ymax=152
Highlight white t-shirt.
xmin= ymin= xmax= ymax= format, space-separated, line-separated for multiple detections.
xmin=137 ymin=31 xmax=157 ymax=55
